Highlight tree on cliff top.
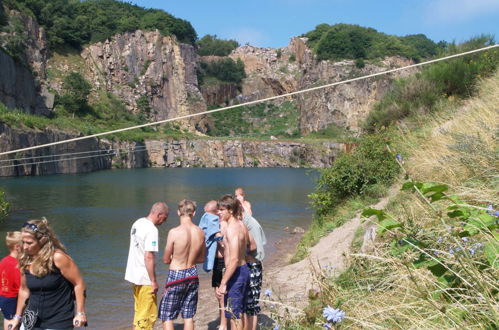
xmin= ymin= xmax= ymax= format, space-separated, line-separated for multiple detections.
xmin=196 ymin=34 xmax=239 ymax=56
xmin=5 ymin=0 xmax=197 ymax=49
xmin=303 ymin=23 xmax=444 ymax=62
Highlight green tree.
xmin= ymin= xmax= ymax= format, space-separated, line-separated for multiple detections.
xmin=196 ymin=34 xmax=239 ymax=56
xmin=58 ymin=72 xmax=92 ymax=117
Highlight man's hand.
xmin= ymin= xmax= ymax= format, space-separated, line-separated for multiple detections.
xmin=216 ymin=283 xmax=227 ymax=298
xmin=152 ymin=280 xmax=159 ymax=294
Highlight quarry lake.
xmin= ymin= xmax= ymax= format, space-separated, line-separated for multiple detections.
xmin=0 ymin=167 xmax=317 ymax=328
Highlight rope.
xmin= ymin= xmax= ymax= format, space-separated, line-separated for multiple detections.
xmin=0 ymin=44 xmax=497 ymax=158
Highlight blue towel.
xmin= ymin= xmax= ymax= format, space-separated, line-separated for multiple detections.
xmin=198 ymin=212 xmax=221 ymax=272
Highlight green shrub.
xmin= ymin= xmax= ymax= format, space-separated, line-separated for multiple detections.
xmin=304 ymin=23 xmax=443 ymax=62
xmin=57 ymin=72 xmax=92 ymax=117
xmin=364 ymin=36 xmax=498 ymax=132
xmin=0 ymin=190 xmax=10 ymax=221
xmin=198 ymin=57 xmax=246 ymax=86
xmin=196 ymin=34 xmax=239 ymax=56
xmin=310 ymin=134 xmax=399 ymax=216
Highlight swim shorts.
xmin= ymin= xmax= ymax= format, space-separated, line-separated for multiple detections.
xmin=244 ymin=260 xmax=263 ymax=315
xmin=0 ymin=296 xmax=17 ymax=320
xmin=224 ymin=264 xmax=249 ymax=319
xmin=132 ymin=285 xmax=157 ymax=330
xmin=158 ymin=266 xmax=199 ymax=321
xmin=212 ymin=257 xmax=225 ymax=288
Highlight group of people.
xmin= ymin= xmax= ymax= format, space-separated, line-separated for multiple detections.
xmin=0 ymin=219 xmax=87 ymax=330
xmin=125 ymin=187 xmax=267 ymax=330
xmin=0 ymin=187 xmax=266 ymax=330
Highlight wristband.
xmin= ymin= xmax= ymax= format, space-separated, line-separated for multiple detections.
xmin=77 ymin=312 xmax=86 ymax=316
xmin=13 ymin=314 xmax=22 ymax=321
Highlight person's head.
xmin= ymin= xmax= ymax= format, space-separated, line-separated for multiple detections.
xmin=217 ymin=194 xmax=242 ymax=221
xmin=204 ymin=200 xmax=218 ymax=215
xmin=5 ymin=231 xmax=21 ymax=253
xmin=235 ymin=187 xmax=245 ymax=198
xmin=178 ymin=199 xmax=196 ymax=218
xmin=19 ymin=218 xmax=66 ymax=276
xmin=149 ymin=202 xmax=169 ymax=226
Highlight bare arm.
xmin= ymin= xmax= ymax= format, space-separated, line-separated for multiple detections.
xmin=248 ymin=231 xmax=257 ymax=253
xmin=6 ymin=272 xmax=29 ymax=329
xmin=162 ymin=230 xmax=175 ymax=265
xmin=216 ymin=226 xmax=239 ymax=296
xmin=144 ymin=251 xmax=158 ymax=293
xmin=196 ymin=232 xmax=206 ymax=264
xmin=54 ymin=250 xmax=87 ymax=327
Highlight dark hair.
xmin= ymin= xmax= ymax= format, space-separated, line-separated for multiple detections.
xmin=218 ymin=194 xmax=243 ymax=219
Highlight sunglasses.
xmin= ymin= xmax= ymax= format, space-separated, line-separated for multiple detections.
xmin=22 ymin=222 xmax=39 ymax=232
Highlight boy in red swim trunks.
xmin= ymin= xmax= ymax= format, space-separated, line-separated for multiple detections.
xmin=0 ymin=232 xmax=21 ymax=328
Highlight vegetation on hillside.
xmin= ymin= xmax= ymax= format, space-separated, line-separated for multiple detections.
xmin=364 ymin=35 xmax=498 ymax=132
xmin=0 ymin=190 xmax=10 ymax=221
xmin=206 ymin=101 xmax=300 ymax=138
xmin=196 ymin=34 xmax=239 ymax=56
xmin=2 ymin=0 xmax=197 ymax=49
xmin=197 ymin=57 xmax=246 ymax=88
xmin=280 ymin=38 xmax=498 ymax=328
xmin=304 ymin=23 xmax=445 ymax=62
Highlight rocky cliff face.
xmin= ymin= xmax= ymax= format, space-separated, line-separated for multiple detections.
xmin=0 ymin=124 xmax=341 ymax=176
xmin=227 ymin=38 xmax=416 ymax=133
xmin=0 ymin=11 xmax=52 ymax=115
xmin=81 ymin=30 xmax=207 ymax=130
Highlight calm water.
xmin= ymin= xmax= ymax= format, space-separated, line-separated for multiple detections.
xmin=0 ymin=168 xmax=317 ymax=329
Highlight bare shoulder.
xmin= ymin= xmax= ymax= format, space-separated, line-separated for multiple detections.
xmin=53 ymin=250 xmax=72 ymax=266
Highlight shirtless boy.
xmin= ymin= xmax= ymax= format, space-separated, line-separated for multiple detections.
xmin=159 ymin=200 xmax=206 ymax=330
xmin=215 ymin=195 xmax=251 ymax=330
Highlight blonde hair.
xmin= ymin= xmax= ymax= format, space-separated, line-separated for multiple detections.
xmin=19 ymin=218 xmax=66 ymax=277
xmin=5 ymin=231 xmax=21 ymax=249
xmin=178 ymin=199 xmax=196 ymax=217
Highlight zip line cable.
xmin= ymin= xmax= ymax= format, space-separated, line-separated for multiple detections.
xmin=0 ymin=44 xmax=497 ymax=159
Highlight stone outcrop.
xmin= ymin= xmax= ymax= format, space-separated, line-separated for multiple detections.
xmin=147 ymin=139 xmax=344 ymax=168
xmin=230 ymin=38 xmax=416 ymax=133
xmin=0 ymin=124 xmax=343 ymax=176
xmin=81 ymin=30 xmax=207 ymax=129
xmin=0 ymin=10 xmax=52 ymax=115
xmin=0 ymin=50 xmax=51 ymax=116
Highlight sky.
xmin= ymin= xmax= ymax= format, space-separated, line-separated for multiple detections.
xmin=131 ymin=0 xmax=499 ymax=48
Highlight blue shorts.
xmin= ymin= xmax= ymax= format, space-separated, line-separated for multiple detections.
xmin=158 ymin=266 xmax=199 ymax=321
xmin=0 ymin=296 xmax=17 ymax=320
xmin=224 ymin=264 xmax=249 ymax=319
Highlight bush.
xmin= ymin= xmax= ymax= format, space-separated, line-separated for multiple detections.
xmin=310 ymin=134 xmax=399 ymax=216
xmin=304 ymin=23 xmax=442 ymax=61
xmin=58 ymin=72 xmax=92 ymax=116
xmin=198 ymin=57 xmax=246 ymax=86
xmin=364 ymin=35 xmax=499 ymax=132
xmin=0 ymin=189 xmax=11 ymax=220
xmin=196 ymin=34 xmax=239 ymax=56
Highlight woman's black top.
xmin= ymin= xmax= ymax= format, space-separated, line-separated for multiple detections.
xmin=25 ymin=267 xmax=74 ymax=329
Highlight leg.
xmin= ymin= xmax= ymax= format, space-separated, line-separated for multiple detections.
xmin=162 ymin=320 xmax=174 ymax=330
xmin=215 ymin=288 xmax=227 ymax=330
xmin=183 ymin=318 xmax=194 ymax=330
xmin=231 ymin=318 xmax=244 ymax=330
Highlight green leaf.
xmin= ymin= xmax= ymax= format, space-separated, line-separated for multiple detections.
xmin=362 ymin=208 xmax=387 ymax=221
xmin=377 ymin=218 xmax=402 ymax=234
xmin=420 ymin=183 xmax=449 ymax=202
xmin=484 ymin=240 xmax=499 ymax=269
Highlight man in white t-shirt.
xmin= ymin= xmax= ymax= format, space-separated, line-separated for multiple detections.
xmin=125 ymin=202 xmax=169 ymax=330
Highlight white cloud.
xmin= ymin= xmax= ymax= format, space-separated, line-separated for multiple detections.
xmin=226 ymin=28 xmax=269 ymax=47
xmin=425 ymin=0 xmax=499 ymax=22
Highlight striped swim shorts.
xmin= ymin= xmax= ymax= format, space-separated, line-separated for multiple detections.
xmin=158 ymin=266 xmax=199 ymax=321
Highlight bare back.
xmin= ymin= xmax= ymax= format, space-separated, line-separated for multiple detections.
xmin=164 ymin=222 xmax=205 ymax=270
